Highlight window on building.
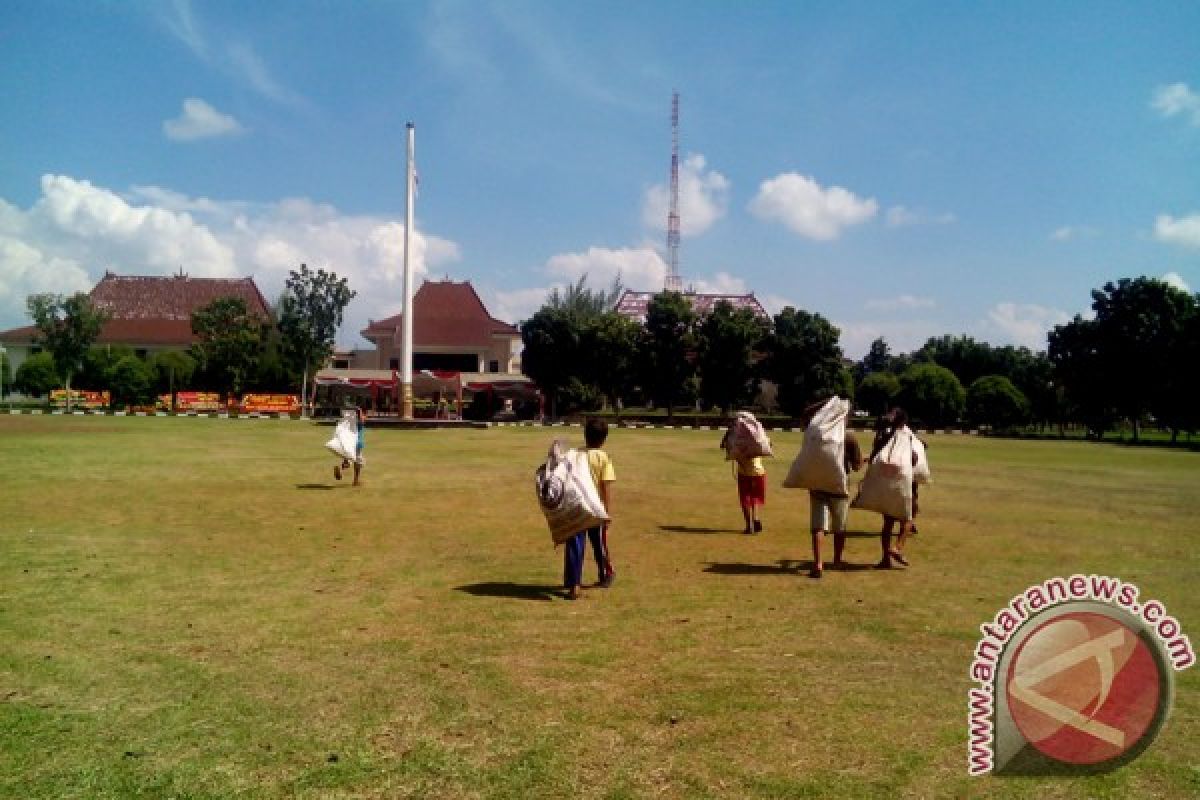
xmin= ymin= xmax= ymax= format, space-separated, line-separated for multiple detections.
xmin=389 ymin=358 xmax=400 ymax=370
xmin=135 ymin=349 xmax=148 ymax=359
xmin=489 ymin=360 xmax=500 ymax=373
xmin=334 ymin=359 xmax=349 ymax=369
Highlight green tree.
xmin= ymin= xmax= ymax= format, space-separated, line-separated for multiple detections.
xmin=190 ymin=296 xmax=267 ymax=399
xmin=696 ymin=301 xmax=769 ymax=413
xmin=26 ymin=292 xmax=109 ymax=412
xmin=854 ymin=337 xmax=893 ymax=382
xmin=582 ymin=311 xmax=641 ymax=417
xmin=547 ymin=274 xmax=624 ymax=320
xmin=1048 ymin=315 xmax=1113 ymax=437
xmin=13 ymin=352 xmax=59 ymax=398
xmin=638 ymin=291 xmax=697 ymax=422
xmin=897 ymin=363 xmax=965 ymax=428
xmin=77 ymin=345 xmax=136 ymax=393
xmin=760 ymin=307 xmax=845 ymax=417
xmin=109 ymin=355 xmax=155 ymax=409
xmin=278 ymin=264 xmax=355 ymax=412
xmin=856 ymin=371 xmax=900 ymax=416
xmin=966 ymin=375 xmax=1030 ymax=431
xmin=150 ymin=351 xmax=197 ymax=409
xmin=520 ymin=307 xmax=582 ymax=419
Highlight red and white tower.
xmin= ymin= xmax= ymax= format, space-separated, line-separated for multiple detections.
xmin=665 ymin=91 xmax=682 ymax=292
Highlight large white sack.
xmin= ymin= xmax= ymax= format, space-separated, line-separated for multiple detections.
xmin=912 ymin=435 xmax=932 ymax=485
xmin=325 ymin=411 xmax=359 ymax=463
xmin=725 ymin=411 xmax=773 ymax=461
xmin=782 ymin=396 xmax=850 ymax=494
xmin=851 ymin=426 xmax=915 ymax=520
xmin=534 ymin=440 xmax=610 ymax=545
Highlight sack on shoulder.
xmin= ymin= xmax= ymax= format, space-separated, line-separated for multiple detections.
xmin=725 ymin=411 xmax=773 ymax=461
xmin=782 ymin=396 xmax=849 ymax=494
xmin=534 ymin=440 xmax=610 ymax=545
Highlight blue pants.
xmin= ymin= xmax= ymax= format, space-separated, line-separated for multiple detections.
xmin=563 ymin=525 xmax=611 ymax=588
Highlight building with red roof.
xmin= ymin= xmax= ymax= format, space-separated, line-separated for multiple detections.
xmin=356 ymin=279 xmax=522 ymax=374
xmin=614 ymin=289 xmax=770 ymax=324
xmin=0 ymin=271 xmax=271 ymax=380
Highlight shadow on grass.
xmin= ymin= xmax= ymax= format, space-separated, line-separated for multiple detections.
xmin=455 ymin=582 xmax=561 ymax=602
xmin=658 ymin=525 xmax=743 ymax=534
xmin=704 ymin=559 xmax=881 ymax=575
xmin=295 ymin=483 xmax=339 ymax=490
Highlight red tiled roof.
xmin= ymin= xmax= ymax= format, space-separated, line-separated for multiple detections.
xmin=362 ymin=280 xmax=519 ymax=347
xmin=0 ymin=272 xmax=272 ymax=346
xmin=615 ymin=290 xmax=770 ymax=323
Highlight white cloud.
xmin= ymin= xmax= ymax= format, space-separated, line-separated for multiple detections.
xmin=0 ymin=175 xmax=462 ymax=347
xmin=981 ymin=303 xmax=1070 ymax=351
xmin=487 ymin=286 xmax=557 ymax=327
xmin=1050 ymin=225 xmax=1099 ymax=241
xmin=642 ymin=154 xmax=730 ymax=237
xmin=163 ymin=97 xmax=244 ymax=141
xmin=864 ymin=294 xmax=936 ymax=311
xmin=1154 ymin=213 xmax=1200 ymax=248
xmin=544 ymin=245 xmax=667 ymax=291
xmin=1151 ymin=82 xmax=1200 ymax=127
xmin=759 ymin=293 xmax=794 ymax=316
xmin=750 ymin=173 xmax=877 ymax=240
xmin=691 ymin=271 xmax=746 ymax=295
xmin=1162 ymin=271 xmax=1191 ymax=293
xmin=885 ymin=206 xmax=955 ymax=228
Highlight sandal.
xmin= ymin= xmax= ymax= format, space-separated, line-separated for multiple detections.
xmin=888 ymin=550 xmax=909 ymax=567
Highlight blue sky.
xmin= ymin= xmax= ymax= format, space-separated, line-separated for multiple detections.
xmin=1 ymin=0 xmax=1197 ymax=356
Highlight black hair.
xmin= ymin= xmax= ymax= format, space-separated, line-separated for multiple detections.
xmin=584 ymin=417 xmax=609 ymax=448
xmin=890 ymin=407 xmax=908 ymax=428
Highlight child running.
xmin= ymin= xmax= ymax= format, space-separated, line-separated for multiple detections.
xmin=562 ymin=418 xmax=616 ymax=599
xmin=333 ymin=405 xmax=366 ymax=487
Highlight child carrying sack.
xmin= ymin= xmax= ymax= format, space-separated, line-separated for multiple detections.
xmin=851 ymin=426 xmax=915 ymax=520
xmin=534 ymin=440 xmax=610 ymax=545
xmin=724 ymin=411 xmax=773 ymax=461
xmin=325 ymin=410 xmax=359 ymax=463
xmin=782 ymin=396 xmax=850 ymax=495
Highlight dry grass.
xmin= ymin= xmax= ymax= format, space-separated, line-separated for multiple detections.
xmin=1 ymin=416 xmax=1197 ymax=799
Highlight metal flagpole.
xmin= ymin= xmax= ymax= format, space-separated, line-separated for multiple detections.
xmin=401 ymin=122 xmax=415 ymax=419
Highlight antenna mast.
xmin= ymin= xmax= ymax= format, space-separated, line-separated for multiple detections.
xmin=665 ymin=91 xmax=682 ymax=292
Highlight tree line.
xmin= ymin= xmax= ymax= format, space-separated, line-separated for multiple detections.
xmin=8 ymin=265 xmax=354 ymax=411
xmin=521 ymin=275 xmax=1200 ymax=440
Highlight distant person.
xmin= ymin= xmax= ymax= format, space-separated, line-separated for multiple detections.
xmin=871 ymin=408 xmax=919 ymax=568
xmin=334 ymin=405 xmax=367 ymax=487
xmin=562 ymin=418 xmax=616 ymax=599
xmin=720 ymin=428 xmax=767 ymax=535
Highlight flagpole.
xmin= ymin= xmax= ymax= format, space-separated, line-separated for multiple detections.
xmin=401 ymin=121 xmax=415 ymax=419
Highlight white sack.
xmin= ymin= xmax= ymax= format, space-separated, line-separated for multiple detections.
xmin=851 ymin=426 xmax=915 ymax=520
xmin=782 ymin=396 xmax=850 ymax=494
xmin=534 ymin=440 xmax=610 ymax=545
xmin=912 ymin=435 xmax=932 ymax=485
xmin=725 ymin=411 xmax=773 ymax=461
xmin=325 ymin=411 xmax=359 ymax=463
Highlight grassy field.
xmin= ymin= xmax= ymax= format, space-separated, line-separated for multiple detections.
xmin=1 ymin=416 xmax=1197 ymax=799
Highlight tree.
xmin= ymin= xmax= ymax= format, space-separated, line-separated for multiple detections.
xmin=1158 ymin=299 xmax=1200 ymax=442
xmin=547 ymin=274 xmax=624 ymax=320
xmin=638 ymin=291 xmax=697 ymax=421
xmin=13 ymin=352 xmax=59 ymax=398
xmin=760 ymin=307 xmax=845 ymax=417
xmin=520 ymin=307 xmax=582 ymax=418
xmin=966 ymin=375 xmax=1030 ymax=431
xmin=77 ymin=345 xmax=136 ymax=392
xmin=1048 ymin=315 xmax=1113 ymax=437
xmin=917 ymin=334 xmax=1000 ymax=388
xmin=1050 ymin=277 xmax=1194 ymax=441
xmin=26 ymin=292 xmax=109 ymax=412
xmin=896 ymin=363 xmax=965 ymax=428
xmin=857 ymin=371 xmax=900 ymax=416
xmin=582 ymin=311 xmax=641 ymax=417
xmin=190 ymin=296 xmax=267 ymax=399
xmin=278 ymin=264 xmax=355 ymax=413
xmin=108 ymin=355 xmax=155 ymax=409
xmin=150 ymin=351 xmax=196 ymax=409
xmin=854 ymin=337 xmax=893 ymax=382
xmin=696 ymin=301 xmax=769 ymax=413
